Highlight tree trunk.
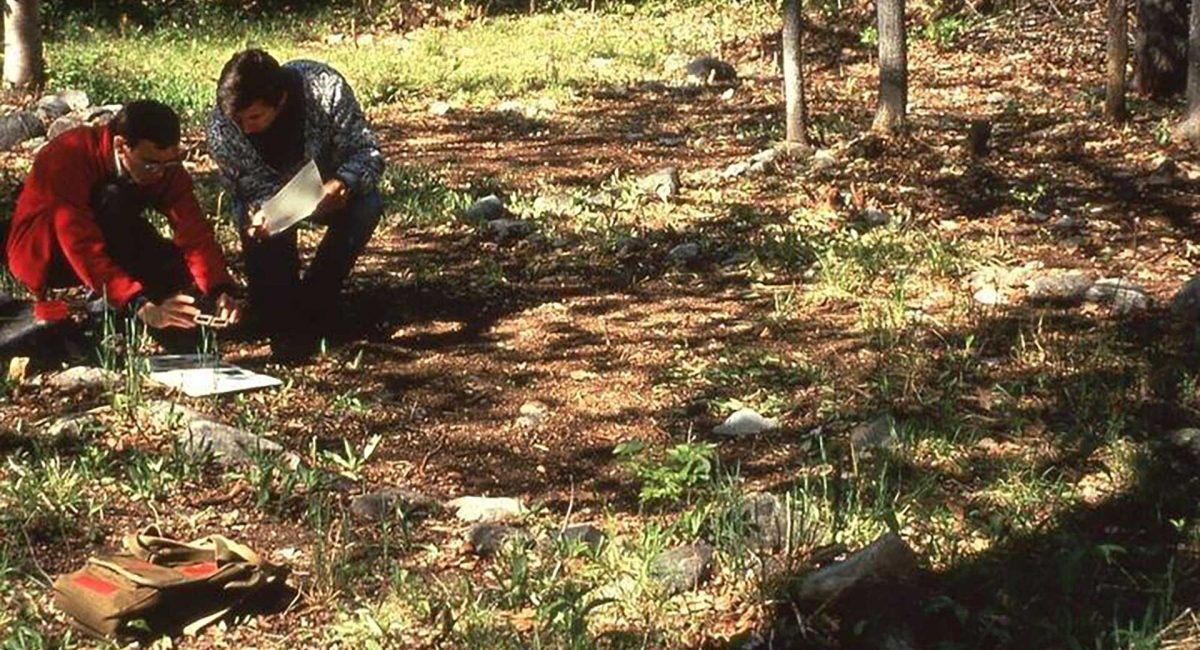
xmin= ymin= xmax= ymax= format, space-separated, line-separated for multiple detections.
xmin=781 ymin=0 xmax=808 ymax=146
xmin=1178 ymin=0 xmax=1200 ymax=139
xmin=872 ymin=0 xmax=907 ymax=133
xmin=1106 ymin=0 xmax=1129 ymax=120
xmin=3 ymin=0 xmax=44 ymax=90
xmin=1134 ymin=0 xmax=1188 ymax=99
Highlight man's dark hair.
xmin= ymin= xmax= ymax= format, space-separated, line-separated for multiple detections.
xmin=109 ymin=100 xmax=181 ymax=148
xmin=217 ymin=49 xmax=287 ymax=117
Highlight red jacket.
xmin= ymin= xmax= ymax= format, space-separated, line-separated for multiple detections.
xmin=6 ymin=125 xmax=234 ymax=308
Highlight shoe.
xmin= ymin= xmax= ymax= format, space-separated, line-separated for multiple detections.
xmin=269 ymin=333 xmax=319 ymax=365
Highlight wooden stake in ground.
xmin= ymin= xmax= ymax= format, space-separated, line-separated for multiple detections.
xmin=872 ymin=0 xmax=907 ymax=134
xmin=3 ymin=0 xmax=44 ymax=90
xmin=781 ymin=0 xmax=808 ymax=146
xmin=1105 ymin=0 xmax=1129 ymax=121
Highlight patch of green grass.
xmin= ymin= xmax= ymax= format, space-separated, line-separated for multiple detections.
xmin=0 ymin=447 xmax=110 ymax=542
xmin=48 ymin=2 xmax=777 ymax=127
xmin=917 ymin=14 xmax=975 ymax=48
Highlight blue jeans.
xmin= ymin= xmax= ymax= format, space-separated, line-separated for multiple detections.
xmin=238 ymin=189 xmax=382 ymax=336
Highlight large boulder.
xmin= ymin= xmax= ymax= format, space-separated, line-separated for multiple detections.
xmin=48 ymin=104 xmax=122 ymax=141
xmin=651 ymin=542 xmax=716 ymax=595
xmin=34 ymin=89 xmax=90 ymax=123
xmin=146 ymin=400 xmax=286 ymax=467
xmin=685 ymin=56 xmax=738 ymax=85
xmin=795 ymin=532 xmax=918 ymax=603
xmin=0 ymin=111 xmax=45 ymax=150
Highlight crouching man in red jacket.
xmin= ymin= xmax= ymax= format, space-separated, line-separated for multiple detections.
xmin=6 ymin=100 xmax=241 ymax=339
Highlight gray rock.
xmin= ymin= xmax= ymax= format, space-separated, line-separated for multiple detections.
xmin=750 ymin=148 xmax=781 ymax=166
xmin=615 ymin=236 xmax=648 ymax=258
xmin=972 ymin=287 xmax=1005 ymax=306
xmin=533 ymin=192 xmax=579 ymax=216
xmin=850 ymin=415 xmax=897 ymax=452
xmin=44 ymin=412 xmax=102 ymax=438
xmin=0 ymin=111 xmax=45 ymax=150
xmin=640 ymin=167 xmax=681 ymax=202
xmin=556 ymin=523 xmax=606 ymax=551
xmin=859 ymin=209 xmax=891 ymax=228
xmin=811 ymin=149 xmax=838 ymax=172
xmin=748 ymin=149 xmax=780 ymax=174
xmin=1050 ymin=215 xmax=1082 ymax=233
xmin=685 ymin=56 xmax=738 ymax=85
xmin=146 ymin=400 xmax=284 ymax=467
xmin=428 ymin=100 xmax=452 ymax=116
xmin=47 ymin=104 xmax=120 ymax=141
xmin=723 ymin=161 xmax=752 ymax=179
xmin=179 ymin=418 xmax=284 ymax=467
xmin=468 ymin=523 xmax=533 ymax=557
xmin=742 ymin=493 xmax=788 ymax=552
xmin=585 ymin=191 xmax=617 ymax=209
xmin=1026 ymin=270 xmax=1093 ymax=304
xmin=667 ymin=242 xmax=701 ymax=264
xmin=795 ymin=532 xmax=918 ymax=603
xmin=713 ymin=408 xmax=779 ymax=437
xmin=35 ymin=90 xmax=89 ymax=123
xmin=486 ymin=218 xmax=533 ymax=243
xmin=46 ymin=366 xmax=119 ymax=392
xmin=350 ymin=487 xmax=441 ymax=522
xmin=446 ymin=496 xmax=527 ymax=522
xmin=651 ymin=542 xmax=715 ymax=595
xmin=34 ymin=98 xmax=71 ymax=124
xmin=463 ymin=195 xmax=511 ymax=224
xmin=1085 ymin=278 xmax=1149 ymax=314
xmin=515 ymin=400 xmax=549 ymax=428
xmin=1172 ymin=275 xmax=1200 ymax=320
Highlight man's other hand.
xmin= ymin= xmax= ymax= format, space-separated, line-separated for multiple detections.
xmin=215 ymin=292 xmax=242 ymax=325
xmin=246 ymin=208 xmax=269 ymax=241
xmin=137 ymin=294 xmax=200 ymax=329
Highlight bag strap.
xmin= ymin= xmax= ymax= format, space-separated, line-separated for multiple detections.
xmin=123 ymin=527 xmax=264 ymax=568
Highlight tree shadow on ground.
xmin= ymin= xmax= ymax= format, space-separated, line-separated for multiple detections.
xmin=752 ymin=305 xmax=1200 ymax=648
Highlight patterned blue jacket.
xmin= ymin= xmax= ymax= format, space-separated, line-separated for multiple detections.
xmin=206 ymin=59 xmax=385 ymax=224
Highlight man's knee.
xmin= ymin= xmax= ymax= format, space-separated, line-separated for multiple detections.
xmin=349 ymin=190 xmax=383 ymax=230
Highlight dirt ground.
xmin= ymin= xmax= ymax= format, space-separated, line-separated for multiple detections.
xmin=8 ymin=0 xmax=1200 ymax=646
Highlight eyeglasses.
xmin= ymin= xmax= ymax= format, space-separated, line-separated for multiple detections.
xmin=140 ymin=159 xmax=184 ymax=174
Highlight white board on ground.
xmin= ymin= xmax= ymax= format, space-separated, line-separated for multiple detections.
xmin=147 ymin=354 xmax=282 ymax=397
xmin=262 ymin=159 xmax=324 ymax=236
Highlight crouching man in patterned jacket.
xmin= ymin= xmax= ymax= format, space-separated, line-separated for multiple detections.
xmin=207 ymin=48 xmax=385 ymax=360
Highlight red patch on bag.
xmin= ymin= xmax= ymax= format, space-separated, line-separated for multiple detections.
xmin=178 ymin=562 xmax=218 ymax=578
xmin=74 ymin=574 xmax=119 ymax=596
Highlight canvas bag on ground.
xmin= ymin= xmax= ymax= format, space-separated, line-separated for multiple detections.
xmin=52 ymin=527 xmax=286 ymax=638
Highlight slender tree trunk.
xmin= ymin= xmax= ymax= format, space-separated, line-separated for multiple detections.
xmin=1106 ymin=0 xmax=1129 ymax=120
xmin=782 ymin=0 xmax=808 ymax=146
xmin=1175 ymin=0 xmax=1200 ymax=141
xmin=1184 ymin=0 xmax=1200 ymax=128
xmin=872 ymin=0 xmax=907 ymax=133
xmin=3 ymin=0 xmax=44 ymax=90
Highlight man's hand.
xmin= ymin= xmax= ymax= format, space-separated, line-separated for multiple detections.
xmin=313 ymin=178 xmax=349 ymax=217
xmin=215 ymin=292 xmax=242 ymax=325
xmin=137 ymin=294 xmax=201 ymax=329
xmin=245 ymin=208 xmax=269 ymax=241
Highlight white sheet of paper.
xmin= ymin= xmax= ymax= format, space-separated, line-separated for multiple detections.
xmin=147 ymin=354 xmax=282 ymax=398
xmin=262 ymin=160 xmax=323 ymax=236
